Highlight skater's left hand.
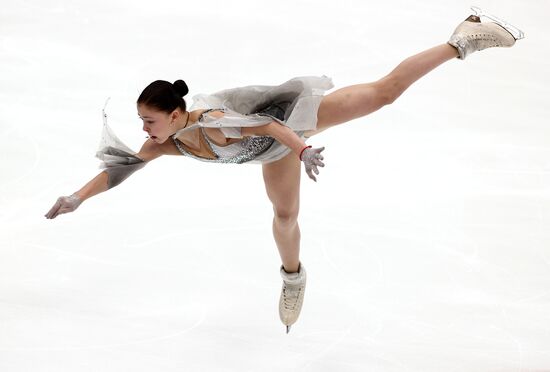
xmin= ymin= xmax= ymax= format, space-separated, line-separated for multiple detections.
xmin=300 ymin=146 xmax=325 ymax=182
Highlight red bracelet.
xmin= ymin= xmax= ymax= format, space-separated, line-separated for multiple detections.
xmin=299 ymin=145 xmax=312 ymax=161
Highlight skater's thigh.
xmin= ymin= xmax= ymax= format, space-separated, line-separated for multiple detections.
xmin=262 ymin=151 xmax=301 ymax=218
xmin=306 ymin=82 xmax=387 ymax=137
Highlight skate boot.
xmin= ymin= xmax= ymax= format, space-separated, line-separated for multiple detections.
xmin=279 ymin=262 xmax=307 ymax=334
xmin=448 ymin=6 xmax=525 ymax=60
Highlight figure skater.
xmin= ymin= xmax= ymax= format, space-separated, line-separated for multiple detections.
xmin=45 ymin=7 xmax=524 ymax=333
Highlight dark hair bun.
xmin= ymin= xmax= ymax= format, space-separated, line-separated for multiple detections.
xmin=172 ymin=80 xmax=189 ymax=97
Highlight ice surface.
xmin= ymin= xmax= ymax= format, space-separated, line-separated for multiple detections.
xmin=1 ymin=0 xmax=550 ymax=371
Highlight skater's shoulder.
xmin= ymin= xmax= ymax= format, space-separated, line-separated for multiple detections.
xmin=136 ymin=138 xmax=166 ymax=161
xmin=194 ymin=108 xmax=225 ymax=122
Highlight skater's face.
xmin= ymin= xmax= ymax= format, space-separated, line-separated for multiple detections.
xmin=137 ymin=104 xmax=180 ymax=144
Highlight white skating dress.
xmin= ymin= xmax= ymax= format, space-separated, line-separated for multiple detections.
xmin=96 ymin=75 xmax=334 ymax=171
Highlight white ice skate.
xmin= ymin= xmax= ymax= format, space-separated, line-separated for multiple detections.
xmin=448 ymin=6 xmax=525 ymax=60
xmin=279 ymin=262 xmax=307 ymax=334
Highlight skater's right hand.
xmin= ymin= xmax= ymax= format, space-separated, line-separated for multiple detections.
xmin=45 ymin=194 xmax=82 ymax=219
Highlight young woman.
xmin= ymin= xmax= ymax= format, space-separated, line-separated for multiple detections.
xmin=45 ymin=7 xmax=524 ymax=334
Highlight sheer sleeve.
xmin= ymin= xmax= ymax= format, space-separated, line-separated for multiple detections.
xmin=96 ymin=98 xmax=147 ymax=188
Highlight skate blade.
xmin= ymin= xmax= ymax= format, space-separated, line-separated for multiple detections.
xmin=286 ymin=325 xmax=291 ymax=334
xmin=471 ymin=5 xmax=525 ymax=40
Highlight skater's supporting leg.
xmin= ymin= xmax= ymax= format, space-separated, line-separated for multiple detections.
xmin=262 ymin=152 xmax=307 ymax=332
xmin=262 ymin=151 xmax=302 ymax=273
xmin=309 ymin=43 xmax=458 ymax=136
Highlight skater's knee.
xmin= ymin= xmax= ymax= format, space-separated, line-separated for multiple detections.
xmin=273 ymin=206 xmax=299 ymax=227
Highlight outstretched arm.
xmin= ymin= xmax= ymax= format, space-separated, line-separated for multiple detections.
xmin=45 ymin=139 xmax=163 ymax=219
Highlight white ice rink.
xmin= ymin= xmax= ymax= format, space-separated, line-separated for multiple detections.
xmin=1 ymin=0 xmax=550 ymax=371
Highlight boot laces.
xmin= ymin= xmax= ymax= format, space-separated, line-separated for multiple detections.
xmin=282 ymin=283 xmax=303 ymax=310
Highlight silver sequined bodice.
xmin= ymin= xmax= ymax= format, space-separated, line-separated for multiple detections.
xmin=97 ymin=76 xmax=333 ymax=167
xmin=172 ymin=129 xmax=275 ymax=164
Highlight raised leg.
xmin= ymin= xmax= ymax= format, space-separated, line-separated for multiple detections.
xmin=262 ymin=151 xmax=302 ymax=273
xmin=305 ymin=43 xmax=459 ymax=137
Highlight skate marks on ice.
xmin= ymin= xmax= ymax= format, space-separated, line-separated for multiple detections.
xmin=0 ymin=220 xmax=280 ymax=354
xmin=449 ymin=143 xmax=550 ymax=199
xmin=300 ymin=222 xmax=550 ymax=371
xmin=0 ymin=124 xmax=41 ymax=192
xmin=0 ymin=238 xmax=207 ymax=352
xmin=0 ymin=301 xmax=206 ymax=352
xmin=4 ymin=212 xmax=550 ymax=369
xmin=0 ymin=123 xmax=42 ymax=224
